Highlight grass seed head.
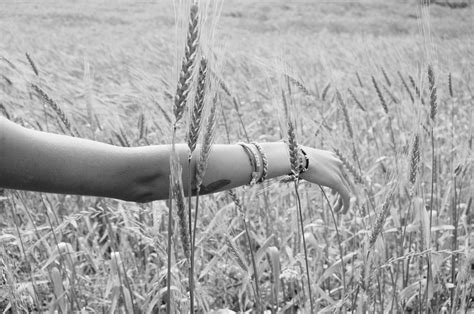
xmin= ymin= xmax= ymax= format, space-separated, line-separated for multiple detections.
xmin=371 ymin=76 xmax=388 ymax=114
xmin=25 ymin=52 xmax=39 ymax=76
xmin=428 ymin=65 xmax=437 ymax=122
xmin=409 ymin=75 xmax=425 ymax=106
xmin=174 ymin=3 xmax=200 ymax=124
xmin=333 ymin=147 xmax=364 ymax=185
xmin=368 ymin=193 xmax=393 ymax=249
xmin=0 ymin=103 xmax=11 ymax=119
xmin=398 ymin=71 xmax=414 ymax=103
xmin=31 ymin=84 xmax=75 ymax=135
xmin=195 ymin=94 xmax=218 ymax=190
xmin=448 ymin=72 xmax=454 ymax=97
xmin=171 ymin=155 xmax=190 ymax=260
xmin=287 ymin=120 xmax=299 ymax=177
xmin=187 ymin=56 xmax=208 ymax=153
xmin=381 ymin=67 xmax=391 ymax=86
xmin=348 ymin=88 xmax=366 ymax=111
xmin=409 ymin=134 xmax=420 ymax=185
xmin=321 ymin=82 xmax=331 ymax=101
xmin=355 ymin=71 xmax=364 ymax=87
xmin=336 ymin=90 xmax=354 ymax=139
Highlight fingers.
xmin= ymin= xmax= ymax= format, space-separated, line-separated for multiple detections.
xmin=333 ymin=195 xmax=343 ymax=213
xmin=337 ymin=180 xmax=351 ymax=214
xmin=335 ymin=167 xmax=352 ymax=214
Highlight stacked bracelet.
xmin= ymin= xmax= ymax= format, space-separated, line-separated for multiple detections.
xmin=238 ymin=142 xmax=269 ymax=185
xmin=251 ymin=142 xmax=268 ymax=183
xmin=238 ymin=142 xmax=260 ymax=185
xmin=239 ymin=141 xmax=308 ymax=184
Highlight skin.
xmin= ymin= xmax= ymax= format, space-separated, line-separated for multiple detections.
xmin=0 ymin=116 xmax=353 ymax=212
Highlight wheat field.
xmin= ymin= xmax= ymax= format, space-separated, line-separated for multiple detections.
xmin=0 ymin=0 xmax=472 ymax=313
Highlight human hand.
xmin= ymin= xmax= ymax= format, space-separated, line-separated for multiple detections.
xmin=299 ymin=147 xmax=353 ymax=213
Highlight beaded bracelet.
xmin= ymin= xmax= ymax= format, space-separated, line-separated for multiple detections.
xmin=251 ymin=142 xmax=268 ymax=183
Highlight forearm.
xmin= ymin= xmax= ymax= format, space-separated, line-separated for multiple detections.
xmin=145 ymin=141 xmax=292 ymax=201
xmin=0 ymin=117 xmax=292 ymax=202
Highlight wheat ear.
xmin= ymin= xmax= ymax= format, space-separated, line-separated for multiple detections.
xmin=348 ymin=88 xmax=366 ymax=111
xmin=195 ymin=94 xmax=218 ymax=190
xmin=381 ymin=67 xmax=391 ymax=86
xmin=427 ymin=65 xmax=437 ymax=122
xmin=25 ymin=52 xmax=39 ymax=76
xmin=371 ymin=76 xmax=388 ymax=114
xmin=174 ymin=3 xmax=200 ymax=123
xmin=355 ymin=71 xmax=364 ymax=87
xmin=171 ymin=153 xmax=190 ymax=260
xmin=448 ymin=73 xmax=453 ymax=97
xmin=409 ymin=134 xmax=420 ymax=185
xmin=409 ymin=75 xmax=425 ymax=106
xmin=333 ymin=147 xmax=364 ymax=184
xmin=285 ymin=74 xmax=313 ymax=97
xmin=187 ymin=57 xmax=207 ymax=153
xmin=31 ymin=84 xmax=75 ymax=136
xmin=336 ymin=90 xmax=354 ymax=139
xmin=287 ymin=121 xmax=299 ymax=178
xmin=368 ymin=193 xmax=393 ymax=249
xmin=398 ymin=71 xmax=414 ymax=103
xmin=321 ymin=82 xmax=331 ymax=101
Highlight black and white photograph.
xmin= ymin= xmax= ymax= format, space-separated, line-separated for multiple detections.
xmin=0 ymin=0 xmax=472 ymax=312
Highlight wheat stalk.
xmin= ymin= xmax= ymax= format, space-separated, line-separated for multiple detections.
xmin=0 ymin=103 xmax=11 ymax=119
xmin=137 ymin=113 xmax=146 ymax=141
xmin=382 ymin=84 xmax=399 ymax=104
xmin=321 ymin=82 xmax=331 ymax=101
xmin=285 ymin=74 xmax=313 ymax=97
xmin=186 ymin=56 xmax=208 ymax=314
xmin=172 ymin=176 xmax=190 ymax=261
xmin=409 ymin=75 xmax=425 ymax=106
xmin=227 ymin=189 xmax=262 ymax=311
xmin=333 ymin=147 xmax=364 ymax=184
xmin=409 ymin=134 xmax=420 ymax=186
xmin=169 ymin=5 xmax=200 ymax=312
xmin=174 ymin=3 xmax=200 ymax=124
xmin=427 ymin=65 xmax=437 ymax=122
xmin=355 ymin=71 xmax=364 ymax=87
xmin=371 ymin=76 xmax=388 ymax=114
xmin=398 ymin=71 xmax=414 ymax=103
xmin=225 ymin=235 xmax=249 ymax=273
xmin=25 ymin=52 xmax=39 ymax=76
xmin=448 ymin=72 xmax=453 ymax=97
xmin=368 ymin=193 xmax=393 ymax=249
xmin=187 ymin=57 xmax=208 ymax=153
xmin=285 ymin=114 xmax=314 ymax=312
xmin=195 ymin=94 xmax=218 ymax=190
xmin=348 ymin=88 xmax=366 ymax=111
xmin=336 ymin=90 xmax=354 ymax=139
xmin=31 ymin=84 xmax=75 ymax=136
xmin=287 ymin=121 xmax=299 ymax=178
xmin=381 ymin=67 xmax=391 ymax=86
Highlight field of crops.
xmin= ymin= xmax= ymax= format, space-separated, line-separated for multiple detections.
xmin=0 ymin=0 xmax=472 ymax=312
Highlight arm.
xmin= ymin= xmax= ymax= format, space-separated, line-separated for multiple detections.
xmin=0 ymin=117 xmax=291 ymax=202
xmin=0 ymin=117 xmax=351 ymax=210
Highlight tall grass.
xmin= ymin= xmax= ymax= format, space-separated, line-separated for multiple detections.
xmin=0 ymin=0 xmax=472 ymax=312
